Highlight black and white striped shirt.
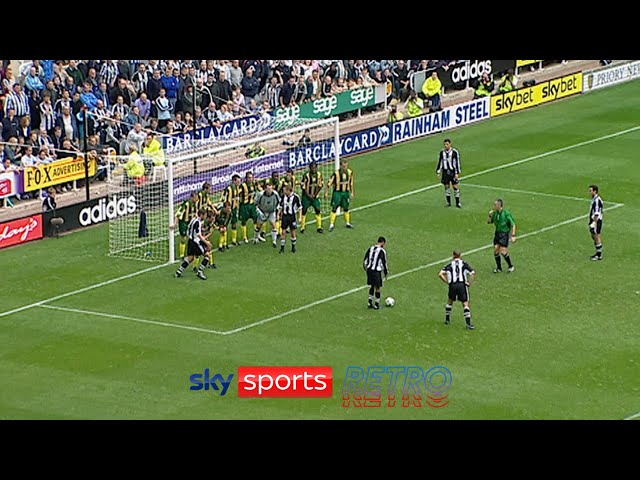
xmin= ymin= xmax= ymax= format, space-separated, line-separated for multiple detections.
xmin=6 ymin=90 xmax=30 ymax=116
xmin=436 ymin=147 xmax=461 ymax=175
xmin=280 ymin=192 xmax=301 ymax=216
xmin=441 ymin=258 xmax=474 ymax=285
xmin=187 ymin=216 xmax=203 ymax=244
xmin=363 ymin=244 xmax=388 ymax=275
xmin=590 ymin=194 xmax=603 ymax=222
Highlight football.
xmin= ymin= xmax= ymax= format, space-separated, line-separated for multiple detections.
xmin=385 ymin=297 xmax=395 ymax=307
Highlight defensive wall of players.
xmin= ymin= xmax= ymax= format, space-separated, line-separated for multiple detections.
xmin=2 ymin=60 xmax=638 ymax=250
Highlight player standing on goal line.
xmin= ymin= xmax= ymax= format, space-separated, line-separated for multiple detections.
xmin=588 ymin=184 xmax=604 ymax=261
xmin=436 ymin=138 xmax=462 ymax=208
xmin=363 ymin=236 xmax=388 ymax=310
xmin=175 ymin=209 xmax=212 ymax=280
xmin=438 ymin=250 xmax=476 ymax=329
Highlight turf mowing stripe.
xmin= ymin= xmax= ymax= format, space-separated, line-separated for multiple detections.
xmin=226 ymin=204 xmax=625 ymax=334
xmin=464 ymin=183 xmax=624 ymax=206
xmin=0 ymin=262 xmax=171 ymax=318
xmin=38 ymin=304 xmax=226 ymax=335
xmin=0 ymin=125 xmax=636 ymax=320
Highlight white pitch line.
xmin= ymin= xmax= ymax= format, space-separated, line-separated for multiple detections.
xmin=0 ymin=262 xmax=171 ymax=318
xmin=226 ymin=204 xmax=625 ymax=334
xmin=38 ymin=304 xmax=226 ymax=335
xmin=1 ymin=125 xmax=636 ymax=319
xmin=464 ymin=183 xmax=624 ymax=207
xmin=624 ymin=411 xmax=640 ymax=420
xmin=25 ymin=204 xmax=625 ymax=336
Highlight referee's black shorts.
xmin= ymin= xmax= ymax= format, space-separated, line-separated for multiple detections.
xmin=493 ymin=231 xmax=509 ymax=247
xmin=187 ymin=239 xmax=205 ymax=257
xmin=448 ymin=282 xmax=469 ymax=302
xmin=366 ymin=269 xmax=383 ymax=288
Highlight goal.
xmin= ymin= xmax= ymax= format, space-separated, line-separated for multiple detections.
xmin=107 ymin=116 xmax=340 ymax=263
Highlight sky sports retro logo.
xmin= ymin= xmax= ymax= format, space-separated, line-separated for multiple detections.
xmin=341 ymin=365 xmax=452 ymax=409
xmin=189 ymin=367 xmax=333 ymax=398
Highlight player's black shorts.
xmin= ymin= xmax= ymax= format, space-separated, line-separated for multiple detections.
xmin=589 ymin=219 xmax=602 ymax=235
xmin=281 ymin=214 xmax=298 ymax=231
xmin=187 ymin=239 xmax=205 ymax=257
xmin=493 ymin=231 xmax=509 ymax=247
xmin=441 ymin=171 xmax=459 ymax=185
xmin=448 ymin=282 xmax=469 ymax=302
xmin=366 ymin=269 xmax=383 ymax=288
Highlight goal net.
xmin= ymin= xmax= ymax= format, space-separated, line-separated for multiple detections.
xmin=107 ymin=115 xmax=340 ymax=263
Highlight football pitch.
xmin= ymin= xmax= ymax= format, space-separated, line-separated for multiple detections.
xmin=2 ymin=81 xmax=639 ymax=420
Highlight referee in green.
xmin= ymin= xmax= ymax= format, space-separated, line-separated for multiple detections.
xmin=488 ymin=198 xmax=517 ymax=273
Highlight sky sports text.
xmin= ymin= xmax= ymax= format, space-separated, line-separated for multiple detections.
xmin=189 ymin=367 xmax=333 ymax=398
xmin=342 ymin=366 xmax=452 ymax=409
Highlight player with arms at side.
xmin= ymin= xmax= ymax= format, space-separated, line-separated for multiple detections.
xmin=438 ymin=250 xmax=476 ymax=329
xmin=588 ymin=184 xmax=604 ymax=261
xmin=239 ymin=171 xmax=260 ymax=244
xmin=488 ymin=198 xmax=516 ymax=273
xmin=300 ymin=161 xmax=324 ymax=234
xmin=254 ymin=182 xmax=281 ymax=247
xmin=278 ymin=184 xmax=302 ymax=254
xmin=171 ymin=191 xmax=199 ymax=258
xmin=221 ymin=174 xmax=241 ymax=248
xmin=197 ymin=181 xmax=219 ymax=216
xmin=215 ymin=201 xmax=233 ymax=251
xmin=326 ymin=158 xmax=355 ymax=231
xmin=363 ymin=236 xmax=388 ymax=310
xmin=175 ymin=208 xmax=213 ymax=280
xmin=259 ymin=170 xmax=281 ymax=239
xmin=436 ymin=138 xmax=462 ymax=208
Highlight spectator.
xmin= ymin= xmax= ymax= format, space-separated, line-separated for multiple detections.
xmin=5 ymin=137 xmax=22 ymax=166
xmin=403 ymin=90 xmax=424 ymax=117
xmin=134 ymin=92 xmax=152 ymax=126
xmin=24 ymin=66 xmax=45 ymax=96
xmin=301 ymin=60 xmax=315 ymax=80
xmin=64 ymin=60 xmax=85 ymax=87
xmin=293 ymin=76 xmax=307 ymax=104
xmin=273 ymin=60 xmax=292 ymax=84
xmin=203 ymin=102 xmax=220 ymax=127
xmin=17 ymin=115 xmax=32 ymax=141
xmin=21 ymin=145 xmax=39 ymax=168
xmin=161 ymin=119 xmax=176 ymax=135
xmin=246 ymin=98 xmax=260 ymax=115
xmin=0 ymin=144 xmax=6 ymax=164
xmin=104 ymin=115 xmax=126 ymax=153
xmin=124 ymin=122 xmax=147 ymax=155
xmin=124 ymin=104 xmax=143 ymax=130
xmin=279 ymin=75 xmax=297 ymax=107
xmin=194 ymin=106 xmax=208 ymax=128
xmin=241 ymin=66 xmax=261 ymax=108
xmin=332 ymin=77 xmax=347 ymax=94
xmin=131 ymin=63 xmax=150 ymax=96
xmin=2 ymin=107 xmax=19 ymax=141
xmin=117 ymin=60 xmax=132 ymax=81
xmin=421 ymin=70 xmax=443 ymax=112
xmin=63 ymin=75 xmax=78 ymax=97
xmin=154 ymin=88 xmax=172 ymax=129
xmin=2 ymin=65 xmax=17 ymax=94
xmin=229 ymin=60 xmax=243 ymax=89
xmin=54 ymin=88 xmax=72 ymax=117
xmin=39 ymin=93 xmax=56 ymax=134
xmin=265 ymin=76 xmax=282 ymax=110
xmin=51 ymin=125 xmax=65 ymax=151
xmin=85 ymin=67 xmax=100 ymax=93
xmin=38 ymin=128 xmax=55 ymax=154
xmin=80 ymin=81 xmax=100 ymax=111
xmin=93 ymin=99 xmax=110 ymax=132
xmin=42 ymin=187 xmax=57 ymax=211
xmin=41 ymin=79 xmax=59 ymax=105
xmin=111 ymin=94 xmax=130 ymax=121
xmin=231 ymin=85 xmax=245 ymax=117
xmin=26 ymin=130 xmax=41 ymax=155
xmin=473 ymin=72 xmax=495 ymax=99
xmin=180 ymin=84 xmax=201 ymax=116
xmin=56 ymin=105 xmax=78 ymax=142
xmin=6 ymin=83 xmax=31 ymax=120
xmin=321 ymin=74 xmax=334 ymax=98
xmin=173 ymin=112 xmax=186 ymax=133
xmin=216 ymin=70 xmax=233 ymax=106
xmin=298 ymin=128 xmax=312 ymax=146
xmin=71 ymin=91 xmax=84 ymax=116
xmin=161 ymin=67 xmax=181 ymax=112
xmin=498 ymin=70 xmax=517 ymax=93
xmin=38 ymin=147 xmax=54 ymax=165
xmin=109 ymin=76 xmax=135 ymax=107
xmin=147 ymin=69 xmax=163 ymax=104
xmin=99 ymin=60 xmax=119 ymax=88
xmin=305 ymin=69 xmax=322 ymax=103
xmin=217 ymin=103 xmax=234 ymax=123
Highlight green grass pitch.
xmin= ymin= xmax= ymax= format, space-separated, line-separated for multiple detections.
xmin=1 ymin=81 xmax=639 ymax=420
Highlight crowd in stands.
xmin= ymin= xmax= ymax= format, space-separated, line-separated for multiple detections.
xmin=2 ymin=59 xmax=578 ymax=209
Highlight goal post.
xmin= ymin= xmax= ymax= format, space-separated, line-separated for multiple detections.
xmin=107 ymin=115 xmax=340 ymax=263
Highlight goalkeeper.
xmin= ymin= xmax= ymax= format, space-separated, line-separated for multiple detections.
xmin=254 ymin=182 xmax=281 ymax=247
